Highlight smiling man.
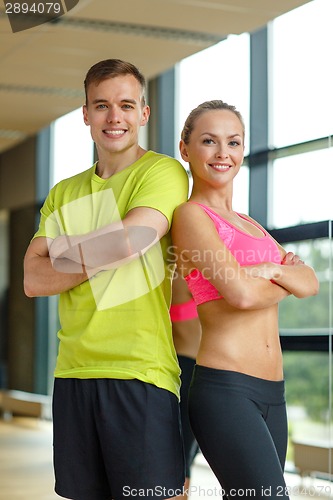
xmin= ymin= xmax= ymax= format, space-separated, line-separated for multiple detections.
xmin=23 ymin=59 xmax=189 ymax=500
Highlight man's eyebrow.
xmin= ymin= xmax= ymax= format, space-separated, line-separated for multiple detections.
xmin=91 ymin=98 xmax=138 ymax=105
xmin=91 ymin=98 xmax=108 ymax=104
xmin=121 ymin=98 xmax=138 ymax=105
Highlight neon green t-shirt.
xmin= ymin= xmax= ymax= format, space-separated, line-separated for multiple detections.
xmin=34 ymin=151 xmax=189 ymax=397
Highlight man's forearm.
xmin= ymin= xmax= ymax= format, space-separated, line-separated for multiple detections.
xmin=49 ymin=225 xmax=159 ymax=273
xmin=24 ymin=255 xmax=88 ymax=297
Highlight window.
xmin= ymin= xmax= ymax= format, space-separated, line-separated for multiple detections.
xmin=176 ymin=34 xmax=250 ymax=212
xmin=176 ymin=33 xmax=250 ymax=157
xmin=270 ymin=148 xmax=333 ymax=228
xmin=270 ymin=0 xmax=333 ymax=148
xmin=278 ymin=239 xmax=330 ymax=332
xmin=51 ymin=107 xmax=94 ymax=186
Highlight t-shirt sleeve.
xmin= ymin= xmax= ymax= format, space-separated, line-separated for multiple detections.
xmin=33 ymin=186 xmax=60 ymax=240
xmin=127 ymin=156 xmax=189 ymax=228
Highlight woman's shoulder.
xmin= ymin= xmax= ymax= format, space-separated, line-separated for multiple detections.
xmin=172 ymin=202 xmax=218 ymax=243
xmin=173 ymin=200 xmax=210 ymax=222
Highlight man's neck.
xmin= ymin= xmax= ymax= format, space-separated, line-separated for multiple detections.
xmin=95 ymin=146 xmax=147 ymax=179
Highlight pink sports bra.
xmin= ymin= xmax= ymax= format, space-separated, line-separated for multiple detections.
xmin=184 ymin=203 xmax=282 ymax=306
xmin=170 ymin=298 xmax=198 ymax=322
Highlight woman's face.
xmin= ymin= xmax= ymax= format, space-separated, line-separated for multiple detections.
xmin=180 ymin=109 xmax=245 ymax=186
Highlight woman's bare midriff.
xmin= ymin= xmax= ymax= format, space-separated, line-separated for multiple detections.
xmin=172 ymin=317 xmax=201 ymax=359
xmin=196 ymin=298 xmax=284 ymax=381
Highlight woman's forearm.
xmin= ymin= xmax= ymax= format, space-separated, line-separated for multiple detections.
xmin=244 ymin=261 xmax=319 ymax=299
xmin=271 ymin=263 xmax=319 ymax=298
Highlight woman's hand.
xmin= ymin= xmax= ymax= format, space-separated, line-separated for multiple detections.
xmin=281 ymin=251 xmax=304 ymax=266
xmin=244 ymin=262 xmax=283 ymax=281
xmin=245 ymin=252 xmax=318 ymax=299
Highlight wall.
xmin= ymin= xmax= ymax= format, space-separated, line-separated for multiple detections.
xmin=0 ymin=137 xmax=36 ymax=210
xmin=0 ymin=137 xmax=38 ymax=391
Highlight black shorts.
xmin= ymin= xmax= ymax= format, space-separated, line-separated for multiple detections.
xmin=178 ymin=355 xmax=199 ymax=477
xmin=53 ymin=378 xmax=185 ymax=500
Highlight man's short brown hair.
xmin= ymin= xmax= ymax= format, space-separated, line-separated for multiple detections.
xmin=84 ymin=59 xmax=146 ymax=105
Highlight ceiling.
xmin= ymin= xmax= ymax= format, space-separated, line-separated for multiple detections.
xmin=0 ymin=0 xmax=311 ymax=154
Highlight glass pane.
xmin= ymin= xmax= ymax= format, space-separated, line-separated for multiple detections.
xmin=51 ymin=107 xmax=94 ymax=187
xmin=270 ymin=0 xmax=333 ymax=148
xmin=233 ymin=165 xmax=249 ymax=214
xmin=284 ymin=352 xmax=330 ymax=441
xmin=279 ymin=239 xmax=330 ymax=331
xmin=270 ymin=148 xmax=333 ymax=228
xmin=284 ymin=351 xmax=332 ymax=483
xmin=176 ymin=33 xmax=250 ymax=158
xmin=281 ymin=235 xmax=333 ymax=486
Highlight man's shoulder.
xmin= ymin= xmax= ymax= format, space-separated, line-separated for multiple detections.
xmin=53 ymin=164 xmax=95 ymax=190
xmin=139 ymin=150 xmax=183 ymax=168
xmin=137 ymin=151 xmax=187 ymax=181
xmin=44 ymin=165 xmax=96 ymax=210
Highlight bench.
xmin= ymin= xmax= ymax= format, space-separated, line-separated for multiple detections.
xmin=0 ymin=389 xmax=51 ymax=420
xmin=292 ymin=439 xmax=333 ymax=478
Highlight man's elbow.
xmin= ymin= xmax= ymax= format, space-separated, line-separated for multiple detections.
xmin=23 ymin=273 xmax=42 ymax=297
xmin=24 ymin=279 xmax=37 ymax=298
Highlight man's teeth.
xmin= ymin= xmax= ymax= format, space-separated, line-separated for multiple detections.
xmin=105 ymin=130 xmax=125 ymax=135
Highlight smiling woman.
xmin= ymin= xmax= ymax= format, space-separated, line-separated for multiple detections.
xmin=171 ymin=98 xmax=319 ymax=500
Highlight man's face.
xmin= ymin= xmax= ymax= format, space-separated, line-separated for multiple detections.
xmin=83 ymin=74 xmax=150 ymax=157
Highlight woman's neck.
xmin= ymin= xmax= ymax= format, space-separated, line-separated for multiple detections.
xmin=189 ymin=185 xmax=233 ymax=212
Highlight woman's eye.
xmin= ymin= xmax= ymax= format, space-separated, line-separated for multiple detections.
xmin=203 ymin=138 xmax=214 ymax=144
xmin=230 ymin=141 xmax=240 ymax=147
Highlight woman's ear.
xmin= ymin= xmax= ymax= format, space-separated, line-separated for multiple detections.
xmin=179 ymin=140 xmax=190 ymax=162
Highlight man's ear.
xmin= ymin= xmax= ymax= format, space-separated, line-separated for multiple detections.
xmin=140 ymin=105 xmax=150 ymax=126
xmin=179 ymin=140 xmax=190 ymax=162
xmin=83 ymin=105 xmax=89 ymax=126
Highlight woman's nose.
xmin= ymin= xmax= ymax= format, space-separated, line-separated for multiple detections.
xmin=215 ymin=147 xmax=229 ymax=159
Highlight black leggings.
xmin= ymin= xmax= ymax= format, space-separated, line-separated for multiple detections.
xmin=189 ymin=366 xmax=289 ymax=500
xmin=178 ymin=355 xmax=200 ymax=477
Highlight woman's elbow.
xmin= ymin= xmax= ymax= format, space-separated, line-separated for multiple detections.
xmin=311 ymin=277 xmax=320 ymax=297
xmin=294 ymin=276 xmax=320 ymax=299
xmin=225 ymin=289 xmax=255 ymax=310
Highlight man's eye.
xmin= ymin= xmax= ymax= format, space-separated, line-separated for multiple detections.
xmin=122 ymin=104 xmax=134 ymax=109
xmin=96 ymin=104 xmax=107 ymax=109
